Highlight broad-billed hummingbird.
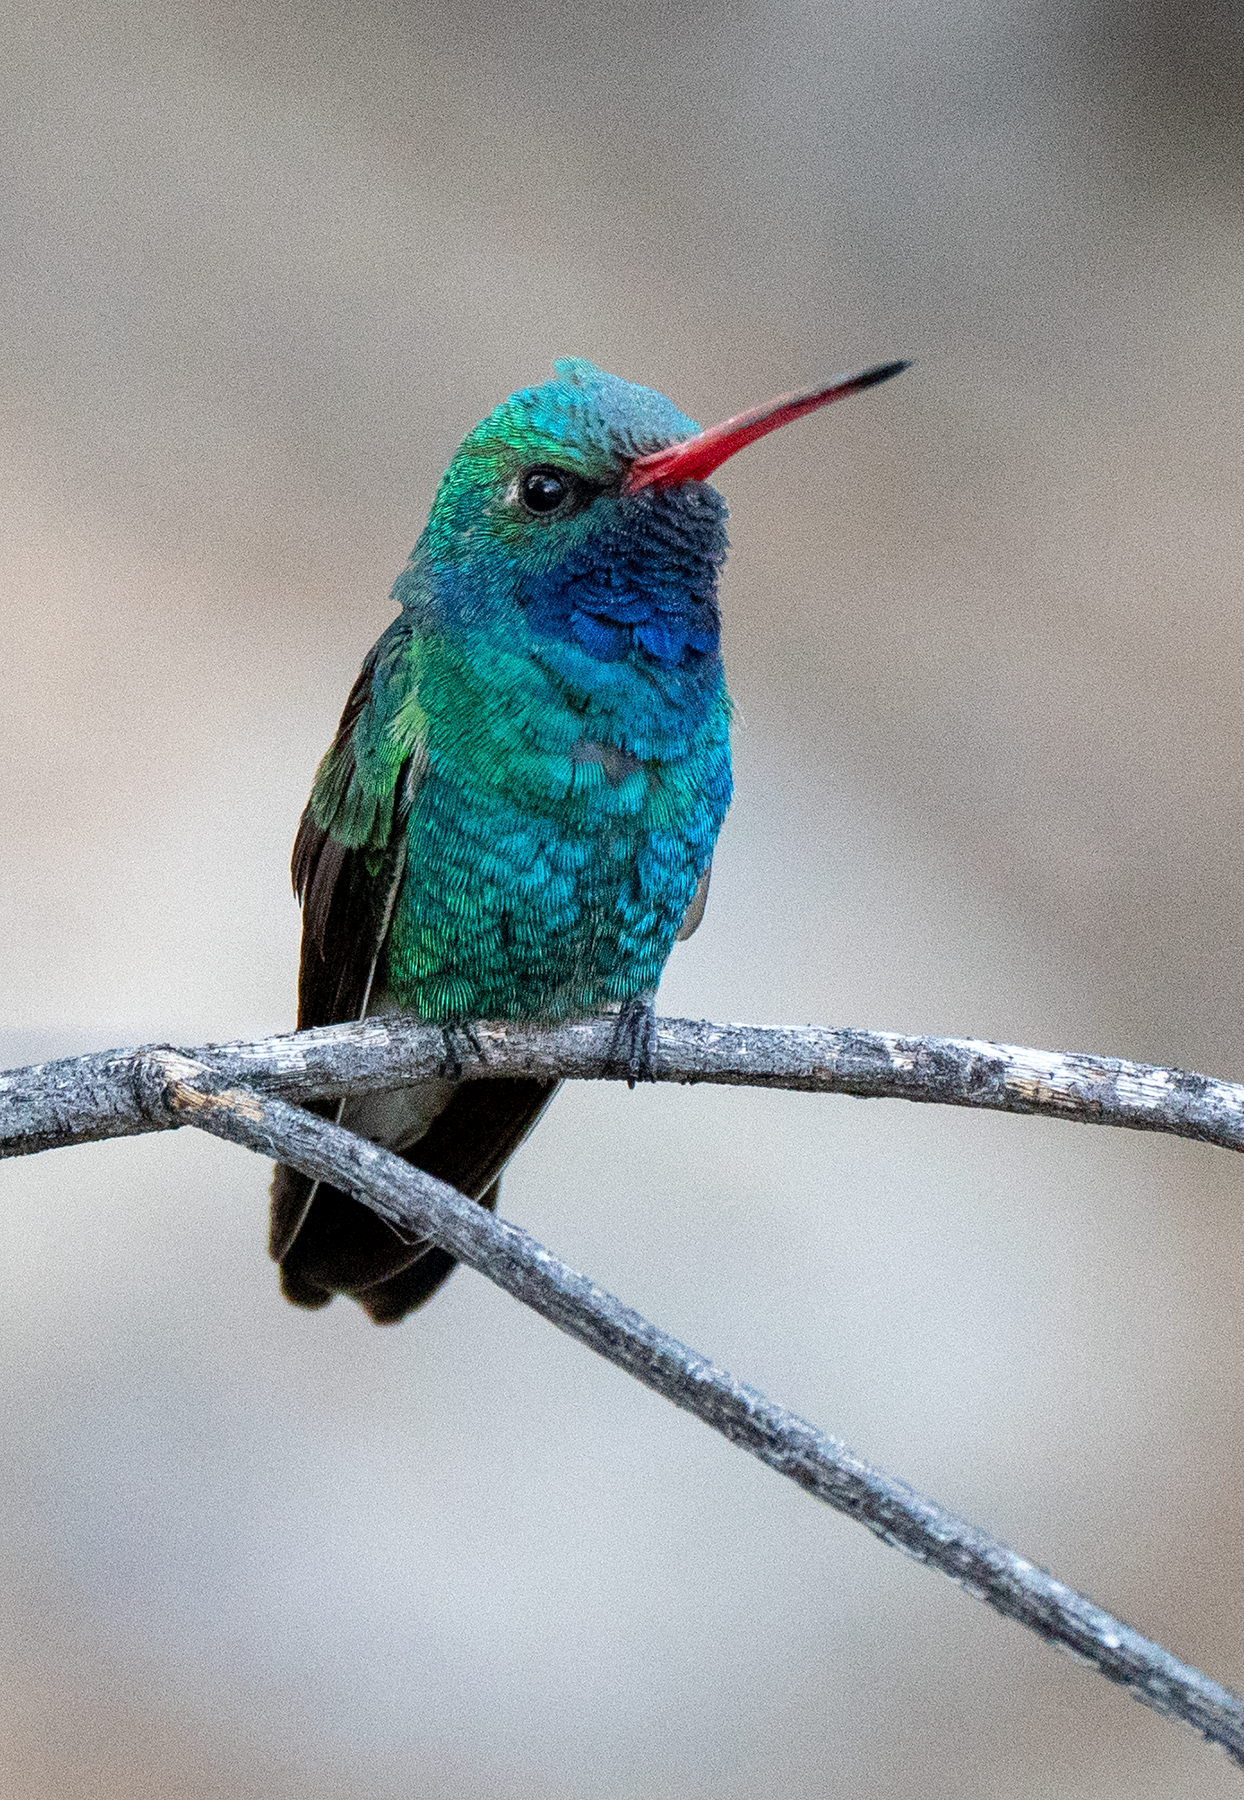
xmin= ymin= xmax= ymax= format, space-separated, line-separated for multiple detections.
xmin=271 ymin=356 xmax=907 ymax=1323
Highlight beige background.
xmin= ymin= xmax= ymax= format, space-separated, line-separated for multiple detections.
xmin=4 ymin=1 xmax=1244 ymax=1793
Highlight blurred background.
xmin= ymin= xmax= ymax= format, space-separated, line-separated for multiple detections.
xmin=4 ymin=0 xmax=1244 ymax=1792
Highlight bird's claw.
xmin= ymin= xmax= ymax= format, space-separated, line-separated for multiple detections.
xmin=438 ymin=1022 xmax=486 ymax=1080
xmin=606 ymin=996 xmax=659 ymax=1088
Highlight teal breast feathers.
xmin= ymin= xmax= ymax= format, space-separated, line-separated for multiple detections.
xmin=383 ymin=633 xmax=732 ymax=1020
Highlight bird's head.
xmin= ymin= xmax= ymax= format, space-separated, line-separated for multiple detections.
xmin=400 ymin=356 xmax=906 ymax=674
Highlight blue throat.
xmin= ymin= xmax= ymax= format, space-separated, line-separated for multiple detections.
xmin=519 ymin=485 xmax=726 ymax=672
xmin=397 ymin=480 xmax=731 ymax=751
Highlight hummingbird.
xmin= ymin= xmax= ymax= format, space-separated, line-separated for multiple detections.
xmin=271 ymin=355 xmax=907 ymax=1323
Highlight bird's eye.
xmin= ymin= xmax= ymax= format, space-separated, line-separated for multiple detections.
xmin=520 ymin=467 xmax=572 ymax=514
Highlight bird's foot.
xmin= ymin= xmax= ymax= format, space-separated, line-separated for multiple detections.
xmin=606 ymin=995 xmax=659 ymax=1089
xmin=438 ymin=1022 xmax=486 ymax=1080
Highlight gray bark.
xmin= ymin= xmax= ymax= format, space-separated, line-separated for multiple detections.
xmin=4 ymin=1014 xmax=1244 ymax=1161
xmin=5 ymin=1026 xmax=1244 ymax=1766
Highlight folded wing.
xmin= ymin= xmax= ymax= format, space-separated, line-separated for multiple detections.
xmin=270 ymin=624 xmax=557 ymax=1324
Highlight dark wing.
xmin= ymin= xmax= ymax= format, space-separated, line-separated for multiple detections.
xmin=290 ymin=680 xmax=409 ymax=1031
xmin=269 ymin=649 xmax=415 ymax=1294
xmin=270 ymin=636 xmax=558 ymax=1325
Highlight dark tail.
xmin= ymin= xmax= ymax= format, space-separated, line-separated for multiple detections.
xmin=269 ymin=1078 xmax=558 ymax=1325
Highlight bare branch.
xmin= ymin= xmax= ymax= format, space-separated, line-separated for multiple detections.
xmin=112 ymin=1051 xmax=1243 ymax=1769
xmin=4 ymin=1014 xmax=1244 ymax=1162
xmin=7 ymin=1027 xmax=1244 ymax=1759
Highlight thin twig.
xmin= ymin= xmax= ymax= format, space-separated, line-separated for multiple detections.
xmin=108 ymin=1050 xmax=1244 ymax=1768
xmin=6 ymin=1029 xmax=1244 ymax=1760
xmin=3 ymin=1015 xmax=1244 ymax=1160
